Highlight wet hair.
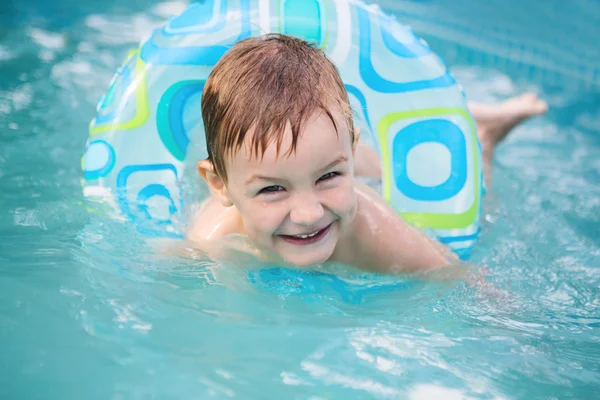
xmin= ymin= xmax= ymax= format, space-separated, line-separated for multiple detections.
xmin=201 ymin=33 xmax=354 ymax=181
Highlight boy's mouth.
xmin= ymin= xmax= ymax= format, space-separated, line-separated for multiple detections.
xmin=278 ymin=223 xmax=332 ymax=246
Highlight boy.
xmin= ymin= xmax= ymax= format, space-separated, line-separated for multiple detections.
xmin=187 ymin=34 xmax=546 ymax=274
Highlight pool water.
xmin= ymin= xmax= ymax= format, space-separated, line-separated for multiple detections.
xmin=1 ymin=0 xmax=599 ymax=398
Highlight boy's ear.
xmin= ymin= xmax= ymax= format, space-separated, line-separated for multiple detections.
xmin=352 ymin=126 xmax=361 ymax=152
xmin=196 ymin=160 xmax=233 ymax=207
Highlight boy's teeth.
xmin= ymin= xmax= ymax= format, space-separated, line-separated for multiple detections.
xmin=296 ymin=231 xmax=318 ymax=239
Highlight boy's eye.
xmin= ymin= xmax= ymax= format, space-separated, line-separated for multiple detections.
xmin=259 ymin=185 xmax=285 ymax=195
xmin=318 ymin=172 xmax=340 ymax=182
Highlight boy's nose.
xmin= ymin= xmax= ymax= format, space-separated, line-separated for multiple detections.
xmin=290 ymin=194 xmax=324 ymax=226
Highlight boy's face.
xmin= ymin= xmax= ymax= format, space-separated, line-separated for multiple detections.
xmin=224 ymin=111 xmax=358 ymax=266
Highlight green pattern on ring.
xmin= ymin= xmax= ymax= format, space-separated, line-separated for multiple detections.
xmin=377 ymin=107 xmax=480 ymax=230
xmin=99 ymin=51 xmax=136 ymax=111
xmin=89 ymin=49 xmax=149 ymax=135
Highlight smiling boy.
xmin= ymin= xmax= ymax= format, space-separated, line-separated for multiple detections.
xmin=186 ymin=34 xmax=546 ymax=274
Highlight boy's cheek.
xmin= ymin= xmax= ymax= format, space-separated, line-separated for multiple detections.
xmin=244 ymin=207 xmax=281 ymax=231
xmin=330 ymin=180 xmax=357 ymax=207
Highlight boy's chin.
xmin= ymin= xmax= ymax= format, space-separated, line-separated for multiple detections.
xmin=271 ymin=223 xmax=342 ymax=267
xmin=285 ymin=256 xmax=331 ymax=267
xmin=279 ymin=246 xmax=336 ymax=267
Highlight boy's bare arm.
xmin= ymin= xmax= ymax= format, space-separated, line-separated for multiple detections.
xmin=348 ymin=182 xmax=460 ymax=274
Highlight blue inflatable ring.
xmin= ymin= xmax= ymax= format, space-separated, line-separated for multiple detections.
xmin=82 ymin=0 xmax=484 ymax=259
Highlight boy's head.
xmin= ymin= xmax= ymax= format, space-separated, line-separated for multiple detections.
xmin=201 ymin=33 xmax=355 ymax=181
xmin=198 ymin=34 xmax=360 ymax=266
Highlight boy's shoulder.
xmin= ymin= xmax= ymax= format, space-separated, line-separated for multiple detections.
xmin=336 ymin=181 xmax=453 ymax=273
xmin=187 ymin=196 xmax=243 ymax=243
xmin=333 ymin=182 xmax=397 ymax=268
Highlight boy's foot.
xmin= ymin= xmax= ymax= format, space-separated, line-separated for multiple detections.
xmin=471 ymin=93 xmax=548 ymax=147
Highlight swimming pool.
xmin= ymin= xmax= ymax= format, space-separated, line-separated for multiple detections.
xmin=1 ymin=0 xmax=599 ymax=398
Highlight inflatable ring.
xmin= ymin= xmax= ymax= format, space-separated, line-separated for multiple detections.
xmin=82 ymin=0 xmax=484 ymax=259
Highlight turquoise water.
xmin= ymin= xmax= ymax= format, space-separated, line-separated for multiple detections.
xmin=1 ymin=0 xmax=600 ymax=398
